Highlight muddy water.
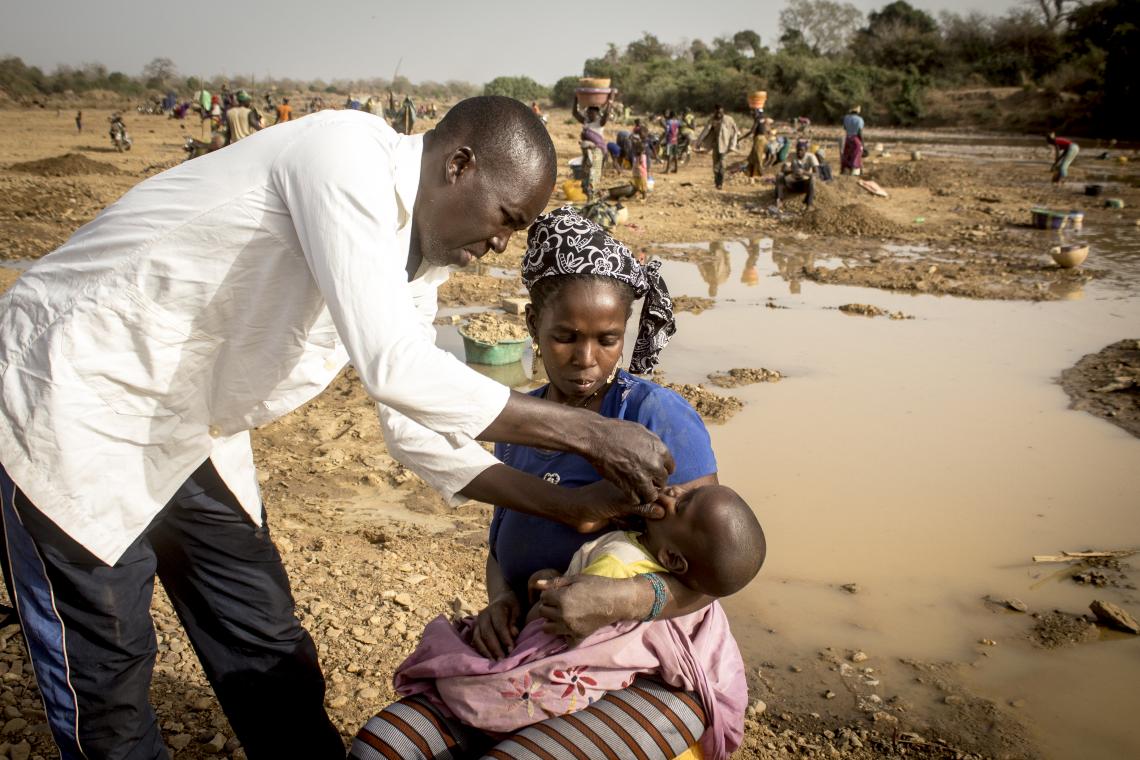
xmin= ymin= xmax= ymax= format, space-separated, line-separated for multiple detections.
xmin=645 ymin=238 xmax=1140 ymax=759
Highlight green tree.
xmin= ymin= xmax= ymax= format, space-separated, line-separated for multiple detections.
xmin=779 ymin=0 xmax=865 ymax=55
xmin=482 ymin=76 xmax=550 ymax=103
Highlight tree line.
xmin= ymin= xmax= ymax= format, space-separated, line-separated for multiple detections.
xmin=487 ymin=0 xmax=1135 ymax=137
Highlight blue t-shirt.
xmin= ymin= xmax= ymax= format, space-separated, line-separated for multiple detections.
xmin=489 ymin=370 xmax=717 ymax=606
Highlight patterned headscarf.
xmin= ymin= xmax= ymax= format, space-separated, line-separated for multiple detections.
xmin=522 ymin=207 xmax=676 ymax=374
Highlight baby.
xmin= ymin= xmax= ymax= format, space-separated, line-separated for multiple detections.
xmin=381 ymin=484 xmax=762 ymax=756
xmin=526 ymin=483 xmax=765 ymax=618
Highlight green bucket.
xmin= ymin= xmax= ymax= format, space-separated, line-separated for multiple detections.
xmin=458 ymin=329 xmax=528 ymax=366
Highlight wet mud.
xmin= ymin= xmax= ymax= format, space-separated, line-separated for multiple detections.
xmin=1059 ymin=339 xmax=1140 ymax=438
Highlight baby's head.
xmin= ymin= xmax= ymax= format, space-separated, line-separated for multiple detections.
xmin=641 ymin=484 xmax=765 ymax=597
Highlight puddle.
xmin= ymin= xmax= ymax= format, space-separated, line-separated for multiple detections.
xmin=428 ymin=234 xmax=1139 ymax=756
xmin=648 ymin=240 xmax=1140 ymax=759
xmin=431 ymin=238 xmax=1133 ymax=756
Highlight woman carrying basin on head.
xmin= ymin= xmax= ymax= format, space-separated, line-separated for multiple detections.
xmin=351 ymin=208 xmax=758 ymax=760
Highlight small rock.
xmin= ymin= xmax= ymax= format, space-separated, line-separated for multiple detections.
xmin=1006 ymin=598 xmax=1028 ymax=613
xmin=1010 ymin=699 xmax=1027 ymax=708
xmin=944 ymin=694 xmax=965 ymax=706
xmin=872 ymin=710 xmax=897 ymax=724
xmin=2 ymin=717 xmax=28 ymax=734
xmin=169 ymin=734 xmax=193 ymax=750
xmin=746 ymin=699 xmax=767 ymax=718
xmin=850 ymin=651 xmax=869 ymax=663
xmin=9 ymin=740 xmax=31 ymax=760
xmin=276 ymin=537 xmax=294 ymax=554
xmin=191 ymin=697 xmax=213 ymax=711
xmin=357 ymin=687 xmax=381 ymax=700
xmin=790 ymin=665 xmax=802 ymax=673
xmin=840 ymin=583 xmax=860 ymax=594
xmin=824 ymin=690 xmax=836 ymax=700
xmin=979 ymin=638 xmax=996 ymax=646
xmin=1089 ymin=600 xmax=1140 ymax=634
xmin=204 ymin=732 xmax=226 ymax=754
xmin=328 ymin=695 xmax=349 ymax=709
xmin=393 ymin=593 xmax=414 ymax=609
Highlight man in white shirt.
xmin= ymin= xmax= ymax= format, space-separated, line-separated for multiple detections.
xmin=0 ymin=96 xmax=674 ymax=759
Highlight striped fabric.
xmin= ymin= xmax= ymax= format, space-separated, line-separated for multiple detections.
xmin=350 ymin=678 xmax=706 ymax=760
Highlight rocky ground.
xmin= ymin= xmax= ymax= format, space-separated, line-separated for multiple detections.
xmin=1059 ymin=339 xmax=1140 ymax=438
xmin=1 ymin=107 xmax=1138 ymax=758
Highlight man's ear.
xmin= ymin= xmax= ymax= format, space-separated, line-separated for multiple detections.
xmin=657 ymin=547 xmax=688 ymax=575
xmin=446 ymin=147 xmax=476 ymax=185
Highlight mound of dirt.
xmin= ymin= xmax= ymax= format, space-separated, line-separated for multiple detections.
xmin=9 ymin=152 xmax=120 ymax=177
xmin=792 ymin=202 xmax=902 ymax=237
xmin=659 ymin=382 xmax=743 ymax=423
xmin=438 ymin=272 xmax=521 ymax=307
xmin=1059 ymin=339 xmax=1140 ymax=439
xmin=460 ymin=312 xmax=528 ymax=344
xmin=1030 ymin=611 xmax=1099 ymax=648
xmin=707 ymin=367 xmax=781 ymax=387
xmin=838 ymin=303 xmax=914 ymax=320
xmin=866 ymin=160 xmax=944 ymax=189
xmin=673 ymin=295 xmax=715 ymax=314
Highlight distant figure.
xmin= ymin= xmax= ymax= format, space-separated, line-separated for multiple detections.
xmin=841 ymin=105 xmax=864 ymax=176
xmin=573 ymin=92 xmax=614 ymax=201
xmin=1046 ymin=132 xmax=1079 ymax=183
xmin=226 ymin=90 xmax=262 ymax=144
xmin=531 ymin=101 xmax=546 ymax=124
xmin=75 ymin=110 xmax=82 ymax=134
xmin=776 ymin=139 xmax=819 ymax=211
xmin=661 ymin=110 xmax=682 ymax=173
xmin=630 ymin=134 xmax=649 ymax=199
xmin=394 ymin=95 xmax=416 ymax=134
xmin=696 ymin=105 xmax=740 ymax=190
xmin=275 ymin=98 xmax=293 ymax=125
xmin=745 ymin=113 xmax=769 ymax=183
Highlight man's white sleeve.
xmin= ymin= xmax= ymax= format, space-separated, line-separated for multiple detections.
xmin=272 ymin=119 xmax=509 ymax=442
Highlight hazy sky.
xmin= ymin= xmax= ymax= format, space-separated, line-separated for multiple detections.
xmin=3 ymin=0 xmax=1027 ymax=86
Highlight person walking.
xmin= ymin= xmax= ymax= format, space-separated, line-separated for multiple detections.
xmin=841 ymin=104 xmax=864 ymax=176
xmin=275 ymin=97 xmax=293 ymax=125
xmin=573 ymin=93 xmax=613 ymax=201
xmin=0 ymin=96 xmax=674 ymax=760
xmin=696 ymin=105 xmax=740 ymax=190
xmin=75 ymin=110 xmax=82 ymax=134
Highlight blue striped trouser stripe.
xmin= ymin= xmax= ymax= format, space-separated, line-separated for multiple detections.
xmin=0 ymin=466 xmax=86 ymax=758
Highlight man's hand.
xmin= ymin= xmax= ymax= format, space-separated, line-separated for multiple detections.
xmin=533 ymin=575 xmax=647 ymax=644
xmin=470 ymin=592 xmax=521 ymax=661
xmin=569 ymin=480 xmax=667 ymax=534
xmin=583 ymin=419 xmax=674 ymax=505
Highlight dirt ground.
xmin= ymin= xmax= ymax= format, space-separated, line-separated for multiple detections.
xmin=1059 ymin=339 xmax=1140 ymax=438
xmin=1 ymin=106 xmax=1138 ymax=759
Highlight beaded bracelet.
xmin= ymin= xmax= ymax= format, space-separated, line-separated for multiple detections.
xmin=641 ymin=572 xmax=667 ymax=622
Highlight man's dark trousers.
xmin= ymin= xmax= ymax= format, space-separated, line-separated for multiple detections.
xmin=0 ymin=460 xmax=344 ymax=759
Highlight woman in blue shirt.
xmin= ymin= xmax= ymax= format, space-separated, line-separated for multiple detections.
xmin=352 ymin=208 xmax=725 ymax=759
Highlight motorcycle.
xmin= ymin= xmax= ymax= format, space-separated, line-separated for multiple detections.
xmin=109 ymin=121 xmax=132 ymax=152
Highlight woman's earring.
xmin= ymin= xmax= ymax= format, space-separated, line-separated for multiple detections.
xmin=530 ymin=341 xmax=542 ymax=377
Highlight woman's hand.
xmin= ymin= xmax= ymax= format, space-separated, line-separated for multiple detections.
xmin=532 ymin=575 xmax=644 ymax=643
xmin=470 ymin=591 xmax=521 ymax=661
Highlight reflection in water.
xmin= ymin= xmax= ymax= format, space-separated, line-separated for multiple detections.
xmin=742 ymin=239 xmax=761 ymax=287
xmin=771 ymin=242 xmax=814 ymax=295
xmin=698 ymin=241 xmax=732 ymax=296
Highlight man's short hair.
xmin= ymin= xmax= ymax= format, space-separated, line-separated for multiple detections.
xmin=433 ymin=96 xmax=556 ymax=186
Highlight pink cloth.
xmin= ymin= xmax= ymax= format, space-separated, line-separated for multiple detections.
xmin=394 ymin=603 xmax=747 ymax=760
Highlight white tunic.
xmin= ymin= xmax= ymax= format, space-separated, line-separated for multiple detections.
xmin=0 ymin=110 xmax=506 ymax=564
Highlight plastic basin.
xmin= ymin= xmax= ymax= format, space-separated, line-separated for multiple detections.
xmin=458 ymin=330 xmax=528 ymax=366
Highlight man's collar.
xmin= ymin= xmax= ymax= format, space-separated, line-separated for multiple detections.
xmin=392 ymin=131 xmax=425 ymax=221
